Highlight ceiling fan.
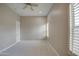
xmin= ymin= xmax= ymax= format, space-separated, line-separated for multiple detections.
xmin=23 ymin=3 xmax=38 ymax=11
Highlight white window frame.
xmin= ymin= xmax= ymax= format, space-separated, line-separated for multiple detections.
xmin=69 ymin=3 xmax=79 ymax=56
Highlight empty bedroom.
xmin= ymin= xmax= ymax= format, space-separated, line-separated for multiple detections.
xmin=0 ymin=3 xmax=78 ymax=56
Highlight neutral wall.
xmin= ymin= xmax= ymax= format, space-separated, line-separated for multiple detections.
xmin=20 ymin=16 xmax=47 ymax=40
xmin=16 ymin=18 xmax=20 ymax=42
xmin=47 ymin=4 xmax=69 ymax=55
xmin=0 ymin=4 xmax=20 ymax=51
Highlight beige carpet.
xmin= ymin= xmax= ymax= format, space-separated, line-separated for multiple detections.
xmin=0 ymin=40 xmax=57 ymax=56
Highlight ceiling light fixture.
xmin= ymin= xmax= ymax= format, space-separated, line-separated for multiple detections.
xmin=23 ymin=3 xmax=38 ymax=11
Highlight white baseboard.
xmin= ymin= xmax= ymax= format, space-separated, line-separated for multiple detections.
xmin=0 ymin=41 xmax=19 ymax=53
xmin=47 ymin=42 xmax=59 ymax=56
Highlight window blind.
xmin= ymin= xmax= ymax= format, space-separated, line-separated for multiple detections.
xmin=70 ymin=3 xmax=79 ymax=55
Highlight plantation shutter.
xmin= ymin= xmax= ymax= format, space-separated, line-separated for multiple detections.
xmin=70 ymin=3 xmax=79 ymax=55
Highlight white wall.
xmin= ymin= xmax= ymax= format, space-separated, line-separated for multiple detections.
xmin=20 ymin=16 xmax=47 ymax=40
xmin=0 ymin=4 xmax=20 ymax=51
xmin=47 ymin=4 xmax=69 ymax=55
xmin=16 ymin=18 xmax=20 ymax=42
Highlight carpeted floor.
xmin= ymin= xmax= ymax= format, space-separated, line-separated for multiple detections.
xmin=0 ymin=40 xmax=57 ymax=56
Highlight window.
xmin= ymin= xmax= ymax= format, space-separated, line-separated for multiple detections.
xmin=70 ymin=3 xmax=79 ymax=56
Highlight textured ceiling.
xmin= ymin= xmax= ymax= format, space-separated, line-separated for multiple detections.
xmin=6 ymin=3 xmax=53 ymax=16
